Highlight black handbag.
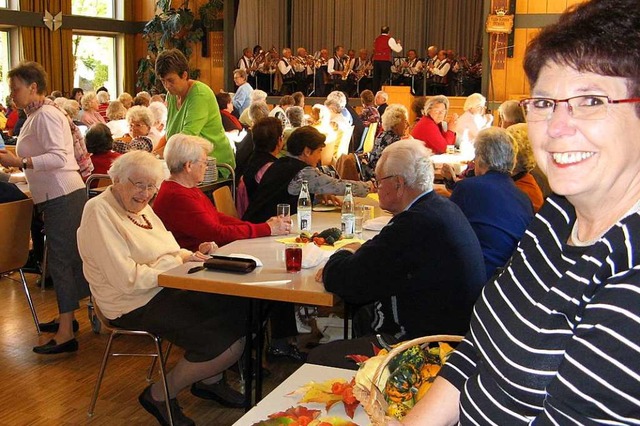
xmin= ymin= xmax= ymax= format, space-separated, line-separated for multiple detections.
xmin=203 ymin=255 xmax=257 ymax=274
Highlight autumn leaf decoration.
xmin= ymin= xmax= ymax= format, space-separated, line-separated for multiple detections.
xmin=294 ymin=378 xmax=361 ymax=419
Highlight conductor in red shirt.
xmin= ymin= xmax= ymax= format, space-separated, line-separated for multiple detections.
xmin=372 ymin=26 xmax=402 ymax=93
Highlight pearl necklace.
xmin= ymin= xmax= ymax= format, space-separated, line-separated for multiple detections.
xmin=126 ymin=213 xmax=153 ymax=230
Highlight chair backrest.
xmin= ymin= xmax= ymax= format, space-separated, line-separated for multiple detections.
xmin=363 ymin=122 xmax=378 ymax=153
xmin=213 ymin=185 xmax=239 ymax=218
xmin=86 ymin=174 xmax=112 ymax=197
xmin=356 ymin=125 xmax=370 ymax=152
xmin=0 ymin=198 xmax=34 ymax=274
xmin=335 ymin=125 xmax=355 ymax=159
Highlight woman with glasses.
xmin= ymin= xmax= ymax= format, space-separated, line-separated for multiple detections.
xmin=403 ymin=0 xmax=640 ymax=424
xmin=112 ymin=105 xmax=154 ymax=154
xmin=366 ymin=104 xmax=409 ymax=179
xmin=77 ymin=151 xmax=248 ymax=423
xmin=410 ymin=95 xmax=458 ymax=154
xmin=153 ymin=133 xmax=290 ymax=251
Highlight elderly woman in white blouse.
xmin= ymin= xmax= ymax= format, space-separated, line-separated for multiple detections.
xmin=455 ymin=92 xmax=493 ymax=152
xmin=77 ymin=151 xmax=247 ymax=424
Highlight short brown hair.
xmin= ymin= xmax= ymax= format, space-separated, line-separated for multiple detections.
xmin=524 ymin=0 xmax=640 ymax=116
xmin=8 ymin=62 xmax=47 ymax=95
xmin=360 ymin=90 xmax=374 ymax=106
xmin=287 ymin=126 xmax=326 ymax=156
xmin=216 ymin=92 xmax=232 ymax=111
xmin=252 ymin=117 xmax=283 ymax=153
xmin=155 ymin=48 xmax=189 ymax=78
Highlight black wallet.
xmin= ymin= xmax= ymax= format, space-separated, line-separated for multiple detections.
xmin=203 ymin=255 xmax=257 ymax=274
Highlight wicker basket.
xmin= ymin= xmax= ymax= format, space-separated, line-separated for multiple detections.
xmin=352 ymin=334 xmax=463 ymax=425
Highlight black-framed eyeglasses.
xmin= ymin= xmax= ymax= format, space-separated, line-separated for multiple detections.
xmin=128 ymin=178 xmax=158 ymax=195
xmin=519 ymin=95 xmax=640 ymax=122
xmin=375 ymin=175 xmax=398 ymax=188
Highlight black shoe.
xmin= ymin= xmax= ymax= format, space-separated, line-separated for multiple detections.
xmin=190 ymin=380 xmax=247 ymax=408
xmin=38 ymin=319 xmax=79 ymax=333
xmin=138 ymin=385 xmax=195 ymax=426
xmin=267 ymin=344 xmax=307 ymax=362
xmin=33 ymin=338 xmax=78 ymax=354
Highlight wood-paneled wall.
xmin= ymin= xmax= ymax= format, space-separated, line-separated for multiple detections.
xmin=490 ymin=0 xmax=587 ymax=103
xmin=132 ymin=0 xmax=225 ymax=93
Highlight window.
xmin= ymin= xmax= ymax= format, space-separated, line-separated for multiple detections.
xmin=0 ymin=31 xmax=9 ymax=106
xmin=0 ymin=1 xmax=7 ymax=8
xmin=72 ymin=34 xmax=117 ymax=95
xmin=71 ymin=0 xmax=114 ymax=19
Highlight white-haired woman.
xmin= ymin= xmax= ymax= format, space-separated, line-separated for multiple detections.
xmin=449 ymin=127 xmax=533 ymax=279
xmin=239 ymin=89 xmax=267 ymax=128
xmin=148 ymin=101 xmax=167 ymax=147
xmin=367 ymin=104 xmax=409 ymax=177
xmin=80 ymin=91 xmax=106 ymax=126
xmin=153 ymin=133 xmax=290 ymax=250
xmin=105 ymin=100 xmax=129 ymax=138
xmin=77 ymin=151 xmax=249 ymax=424
xmin=96 ymin=90 xmax=110 ymax=122
xmin=112 ymin=105 xmax=154 ymax=153
xmin=411 ymin=95 xmax=457 ymax=154
xmin=455 ymin=92 xmax=493 ymax=149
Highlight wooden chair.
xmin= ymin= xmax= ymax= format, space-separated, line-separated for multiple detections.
xmin=0 ymin=199 xmax=41 ymax=334
xmin=362 ymin=122 xmax=378 ymax=153
xmin=87 ymin=303 xmax=174 ymax=425
xmin=213 ymin=186 xmax=239 ymax=218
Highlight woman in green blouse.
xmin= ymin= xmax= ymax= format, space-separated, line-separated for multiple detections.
xmin=154 ymin=48 xmax=235 ymax=177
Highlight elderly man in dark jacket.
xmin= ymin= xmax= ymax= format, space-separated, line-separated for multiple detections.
xmin=309 ymin=140 xmax=486 ymax=369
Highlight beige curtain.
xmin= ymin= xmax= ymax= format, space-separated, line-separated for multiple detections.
xmin=425 ymin=0 xmax=485 ymax=60
xmin=289 ymin=0 xmax=481 ymax=59
xmin=233 ymin=0 xmax=287 ymax=63
xmin=20 ymin=0 xmax=74 ymax=96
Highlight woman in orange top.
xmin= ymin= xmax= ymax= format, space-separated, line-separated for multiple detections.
xmin=507 ymin=123 xmax=544 ymax=212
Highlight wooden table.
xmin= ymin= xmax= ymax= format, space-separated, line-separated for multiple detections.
xmin=158 ymin=205 xmax=388 ymax=409
xmin=233 ymin=363 xmax=368 ymax=426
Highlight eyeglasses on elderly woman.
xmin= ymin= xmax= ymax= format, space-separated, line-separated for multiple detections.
xmin=519 ymin=95 xmax=640 ymax=122
xmin=128 ymin=178 xmax=158 ymax=195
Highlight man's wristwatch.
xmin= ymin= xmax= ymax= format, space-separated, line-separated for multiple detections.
xmin=21 ymin=157 xmax=28 ymax=170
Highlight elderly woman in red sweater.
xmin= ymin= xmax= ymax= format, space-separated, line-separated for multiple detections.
xmin=153 ymin=133 xmax=290 ymax=250
xmin=410 ymin=95 xmax=458 ymax=154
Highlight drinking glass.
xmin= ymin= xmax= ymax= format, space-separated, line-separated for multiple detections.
xmin=355 ymin=205 xmax=374 ymax=235
xmin=285 ymin=244 xmax=302 ymax=273
xmin=277 ymin=203 xmax=291 ymax=219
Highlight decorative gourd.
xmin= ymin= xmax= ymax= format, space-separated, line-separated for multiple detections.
xmin=388 ymin=345 xmax=426 ymax=372
xmin=385 ymin=363 xmax=422 ymax=403
xmin=387 ymin=402 xmax=411 ymax=419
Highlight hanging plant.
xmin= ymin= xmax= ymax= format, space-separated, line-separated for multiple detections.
xmin=199 ymin=0 xmax=224 ymax=30
xmin=137 ymin=0 xmax=203 ymax=93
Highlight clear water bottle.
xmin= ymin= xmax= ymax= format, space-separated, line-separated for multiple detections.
xmin=297 ymin=180 xmax=312 ymax=232
xmin=341 ymin=183 xmax=355 ymax=238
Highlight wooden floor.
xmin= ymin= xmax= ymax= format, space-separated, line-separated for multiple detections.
xmin=0 ymin=271 xmax=307 ymax=426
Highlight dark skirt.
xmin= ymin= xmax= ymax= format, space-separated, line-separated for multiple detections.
xmin=112 ymin=288 xmax=248 ymax=363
